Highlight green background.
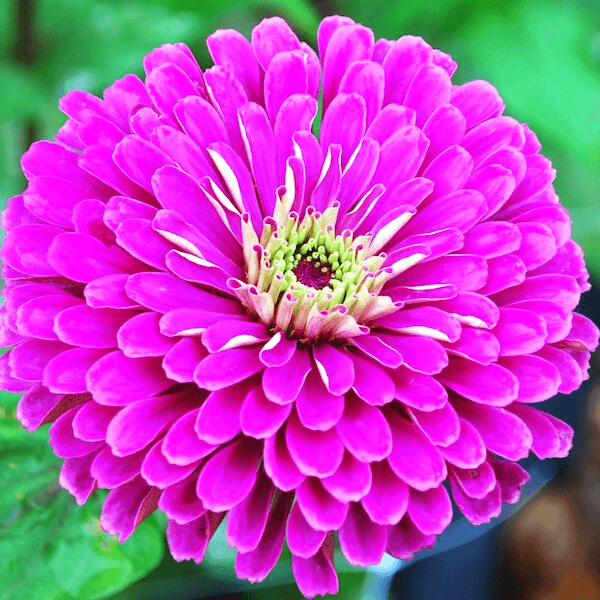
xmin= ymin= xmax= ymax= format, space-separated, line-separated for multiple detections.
xmin=0 ymin=0 xmax=598 ymax=599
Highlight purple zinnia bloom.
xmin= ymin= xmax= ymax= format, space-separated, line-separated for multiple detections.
xmin=2 ymin=14 xmax=598 ymax=598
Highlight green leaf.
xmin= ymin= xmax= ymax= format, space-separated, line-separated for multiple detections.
xmin=0 ymin=62 xmax=47 ymax=120
xmin=0 ymin=392 xmax=164 ymax=600
xmin=0 ymin=121 xmax=27 ymax=208
xmin=458 ymin=0 xmax=600 ymax=166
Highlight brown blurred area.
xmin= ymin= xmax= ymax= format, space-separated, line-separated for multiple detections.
xmin=500 ymin=351 xmax=600 ymax=600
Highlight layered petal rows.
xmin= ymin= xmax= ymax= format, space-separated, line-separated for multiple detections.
xmin=2 ymin=15 xmax=598 ymax=599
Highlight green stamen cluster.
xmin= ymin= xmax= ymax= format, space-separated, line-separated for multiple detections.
xmin=257 ymin=206 xmax=386 ymax=307
xmin=235 ymin=200 xmax=399 ymax=340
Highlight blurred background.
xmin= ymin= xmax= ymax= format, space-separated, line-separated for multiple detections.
xmin=0 ymin=0 xmax=599 ymax=599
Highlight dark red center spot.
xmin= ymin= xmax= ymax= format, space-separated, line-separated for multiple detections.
xmin=293 ymin=259 xmax=331 ymax=290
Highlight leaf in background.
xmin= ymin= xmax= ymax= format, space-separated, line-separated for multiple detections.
xmin=0 ymin=63 xmax=47 ymax=120
xmin=458 ymin=0 xmax=600 ymax=275
xmin=35 ymin=0 xmax=202 ymax=101
xmin=335 ymin=0 xmax=462 ymax=41
xmin=0 ymin=121 xmax=27 ymax=207
xmin=0 ymin=391 xmax=164 ymax=600
xmin=96 ymin=0 xmax=320 ymax=41
xmin=459 ymin=0 xmax=600 ymax=165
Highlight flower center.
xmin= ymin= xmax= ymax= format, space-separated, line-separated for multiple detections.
xmin=231 ymin=200 xmax=401 ymax=341
xmin=292 ymin=259 xmax=331 ymax=290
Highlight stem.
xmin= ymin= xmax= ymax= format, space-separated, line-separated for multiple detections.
xmin=13 ymin=0 xmax=38 ymax=149
xmin=13 ymin=0 xmax=36 ymax=64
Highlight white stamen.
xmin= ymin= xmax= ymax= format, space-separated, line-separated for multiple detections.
xmin=172 ymin=250 xmax=217 ymax=269
xmin=262 ymin=331 xmax=282 ymax=352
xmin=452 ymin=314 xmax=489 ymax=329
xmin=389 ymin=252 xmax=428 ymax=277
xmin=216 ymin=334 xmax=265 ymax=352
xmin=207 ymin=148 xmax=244 ymax=211
xmin=396 ymin=326 xmax=452 ymax=342
xmin=369 ymin=210 xmax=416 ymax=255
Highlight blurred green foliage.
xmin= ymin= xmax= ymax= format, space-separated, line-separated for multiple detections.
xmin=0 ymin=389 xmax=164 ymax=600
xmin=0 ymin=0 xmax=599 ymax=598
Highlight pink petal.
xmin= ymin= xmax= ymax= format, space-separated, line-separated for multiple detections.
xmin=385 ymin=408 xmax=447 ymax=491
xmin=194 ymin=347 xmax=264 ymax=391
xmin=296 ymin=371 xmax=345 ymax=431
xmin=377 ymin=306 xmax=461 ymax=343
xmin=117 ymin=311 xmax=176 ymax=358
xmin=195 ymin=381 xmax=248 ymax=444
xmin=405 ymin=63 xmax=451 ymax=127
xmin=323 ymin=24 xmax=374 ymax=109
xmin=49 ymin=405 xmax=103 ymax=458
xmin=386 ymin=513 xmax=435 ymax=560
xmin=226 ymin=468 xmax=274 ymax=553
xmin=382 ymin=35 xmax=432 ymax=105
xmin=71 ymin=401 xmax=119 ymax=442
xmin=55 ymin=305 xmax=136 ymax=348
xmin=235 ymin=492 xmax=293 ymax=583
xmin=439 ymin=417 xmax=486 ymax=469
xmin=158 ymin=475 xmax=206 ymax=525
xmin=392 ymin=367 xmax=448 ymax=411
xmin=312 ymin=343 xmax=355 ymax=396
xmin=264 ymin=50 xmax=309 ymax=124
xmin=462 ymin=221 xmax=521 ymax=259
xmin=450 ymin=476 xmax=501 ymax=525
xmin=438 ymin=357 xmax=519 ymax=407
xmin=259 ymin=332 xmax=297 ymax=367
xmin=162 ymin=407 xmax=217 ymax=466
xmin=488 ymin=455 xmax=531 ymax=504
xmin=407 ymin=485 xmax=453 ymax=535
xmin=286 ymin=501 xmax=327 ymax=559
xmin=499 ymin=354 xmax=561 ymax=403
xmin=91 ymin=446 xmax=146 ymax=489
xmin=16 ymin=294 xmax=81 ymax=340
xmin=292 ymin=543 xmax=339 ymax=599
xmin=196 ymin=436 xmax=262 ymax=512
xmin=202 ymin=320 xmax=269 ymax=353
xmin=408 ymin=401 xmax=461 ymax=447
xmin=106 ymin=389 xmax=198 ymax=456
xmin=350 ymin=352 xmax=396 ymax=406
xmin=3 ymin=224 xmax=61 ymax=277
xmin=43 ymin=348 xmax=108 ymax=394
xmin=85 ymin=274 xmax=139 ymax=309
xmin=451 ymin=80 xmax=504 ymax=129
xmin=263 ymin=428 xmax=305 ymax=491
xmin=207 ymin=29 xmax=261 ymax=102
xmin=321 ymin=451 xmax=372 ymax=502
xmin=87 ymin=351 xmax=173 ymax=405
xmin=536 ymin=345 xmax=583 ymax=395
xmin=444 ymin=329 xmax=501 ymax=366
xmin=59 ymin=449 xmax=99 ymax=505
xmin=100 ymin=476 xmax=160 ymax=542
xmin=262 ymin=347 xmax=312 ymax=404
xmin=167 ymin=513 xmax=212 ymax=564
xmin=285 ymin=410 xmax=344 ymax=478
xmin=336 ymin=393 xmax=392 ymax=462
xmin=339 ymin=502 xmax=387 ymax=566
xmin=141 ymin=439 xmax=199 ymax=489
xmin=296 ymin=477 xmax=349 ymax=531
xmin=361 ymin=460 xmax=409 ymax=525
xmin=453 ymin=398 xmax=533 ymax=461
xmin=380 ymin=333 xmax=448 ymax=375
xmin=350 ymin=335 xmax=403 ymax=369
xmin=240 ymin=386 xmax=292 ymax=439
xmin=450 ymin=461 xmax=497 ymax=500
xmin=162 ymin=338 xmax=208 ymax=383
xmin=48 ymin=232 xmax=143 ymax=283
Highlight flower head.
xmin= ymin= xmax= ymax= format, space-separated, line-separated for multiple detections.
xmin=2 ymin=14 xmax=598 ymax=598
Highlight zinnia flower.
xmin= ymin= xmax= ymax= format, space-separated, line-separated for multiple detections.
xmin=2 ymin=14 xmax=598 ymax=598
